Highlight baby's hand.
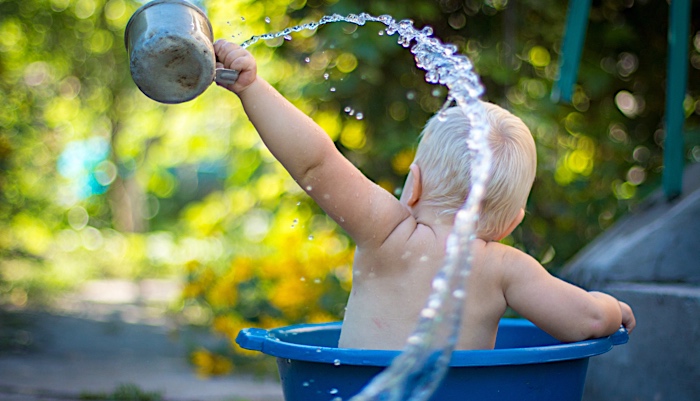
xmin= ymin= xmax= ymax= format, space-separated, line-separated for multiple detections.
xmin=213 ymin=40 xmax=257 ymax=94
xmin=619 ymin=301 xmax=636 ymax=334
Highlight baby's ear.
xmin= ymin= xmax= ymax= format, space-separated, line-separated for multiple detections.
xmin=407 ymin=164 xmax=422 ymax=207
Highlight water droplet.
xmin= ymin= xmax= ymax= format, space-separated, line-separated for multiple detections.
xmin=300 ymin=277 xmax=306 ymax=281
xmin=241 ymin=17 xmax=246 ymax=21
xmin=333 ymin=359 xmax=341 ymax=366
xmin=284 ymin=35 xmax=292 ymax=41
xmin=344 ymin=106 xmax=352 ymax=113
xmin=316 ymin=348 xmax=322 ymax=353
xmin=323 ymin=73 xmax=330 ymax=80
xmin=355 ymin=112 xmax=363 ymax=120
xmin=306 ymin=185 xmax=313 ymax=191
xmin=296 ymin=202 xmax=301 ymax=206
xmin=330 ymin=388 xmax=339 ymax=394
xmin=308 ymin=235 xmax=315 ymax=241
xmin=265 ymin=16 xmax=271 ymax=23
xmin=432 ymin=277 xmax=447 ymax=291
xmin=314 ymin=278 xmax=321 ymax=284
xmin=407 ymin=335 xmax=422 ymax=345
xmin=421 ymin=308 xmax=436 ymax=318
xmin=453 ymin=289 xmax=465 ymax=299
xmin=432 ymin=88 xmax=441 ymax=97
xmin=330 ymin=87 xmax=336 ymax=92
xmin=378 ymin=30 xmax=384 ymax=36
xmin=302 ymin=381 xmax=310 ymax=387
xmin=305 ymin=57 xmax=311 ymax=63
xmin=406 ymin=91 xmax=416 ymax=100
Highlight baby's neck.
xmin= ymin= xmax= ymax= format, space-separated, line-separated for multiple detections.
xmin=411 ymin=205 xmax=496 ymax=243
xmin=410 ymin=204 xmax=455 ymax=229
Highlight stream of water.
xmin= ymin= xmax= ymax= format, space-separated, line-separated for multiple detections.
xmin=242 ymin=13 xmax=492 ymax=401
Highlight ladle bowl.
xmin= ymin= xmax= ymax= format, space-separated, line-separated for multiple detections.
xmin=124 ymin=0 xmax=237 ymax=103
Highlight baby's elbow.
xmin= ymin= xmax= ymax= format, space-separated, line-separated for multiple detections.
xmin=586 ymin=311 xmax=621 ymax=339
xmin=581 ymin=291 xmax=623 ymax=339
xmin=560 ymin=312 xmax=619 ymax=343
xmin=297 ymin=157 xmax=324 ymax=186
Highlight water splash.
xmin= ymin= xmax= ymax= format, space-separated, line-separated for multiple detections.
xmin=241 ymin=12 xmax=491 ymax=401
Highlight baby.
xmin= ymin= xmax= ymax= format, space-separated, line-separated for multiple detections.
xmin=214 ymin=40 xmax=635 ymax=350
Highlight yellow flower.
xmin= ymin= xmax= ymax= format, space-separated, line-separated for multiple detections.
xmin=185 ymin=260 xmax=201 ymax=273
xmin=182 ymin=282 xmax=204 ymax=299
xmin=269 ymin=277 xmax=320 ymax=318
xmin=206 ymin=271 xmax=238 ymax=308
xmin=212 ymin=315 xmax=242 ymax=339
xmin=307 ymin=311 xmax=338 ymax=324
xmin=191 ymin=348 xmax=233 ymax=377
xmin=259 ymin=315 xmax=289 ymax=330
xmin=230 ymin=257 xmax=255 ymax=283
xmin=209 ymin=315 xmax=261 ymax=357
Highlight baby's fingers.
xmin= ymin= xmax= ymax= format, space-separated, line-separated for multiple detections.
xmin=214 ymin=40 xmax=241 ymax=65
xmin=212 ymin=39 xmax=257 ymax=93
xmin=619 ymin=301 xmax=636 ymax=333
xmin=213 ymin=39 xmax=232 ymax=55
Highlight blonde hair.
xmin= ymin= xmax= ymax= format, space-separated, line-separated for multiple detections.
xmin=412 ymin=102 xmax=537 ymax=240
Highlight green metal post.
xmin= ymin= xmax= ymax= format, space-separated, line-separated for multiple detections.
xmin=551 ymin=0 xmax=591 ymax=103
xmin=663 ymin=0 xmax=691 ymax=200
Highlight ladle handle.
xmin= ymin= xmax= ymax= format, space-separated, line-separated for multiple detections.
xmin=215 ymin=68 xmax=239 ymax=86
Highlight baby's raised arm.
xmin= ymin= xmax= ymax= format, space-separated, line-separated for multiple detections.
xmin=498 ymin=245 xmax=635 ymax=342
xmin=213 ymin=40 xmax=411 ymax=248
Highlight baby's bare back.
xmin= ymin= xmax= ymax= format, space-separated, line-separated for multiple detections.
xmin=339 ymin=225 xmax=507 ymax=350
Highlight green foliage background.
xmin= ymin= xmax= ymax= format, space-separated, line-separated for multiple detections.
xmin=1 ymin=0 xmax=699 ymax=372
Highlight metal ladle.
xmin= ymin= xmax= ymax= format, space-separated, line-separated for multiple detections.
xmin=124 ymin=0 xmax=238 ymax=104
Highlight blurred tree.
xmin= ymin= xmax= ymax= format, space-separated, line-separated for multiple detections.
xmin=0 ymin=0 xmax=136 ymax=302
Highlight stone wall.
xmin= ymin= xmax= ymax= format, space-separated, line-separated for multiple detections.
xmin=561 ymin=163 xmax=700 ymax=401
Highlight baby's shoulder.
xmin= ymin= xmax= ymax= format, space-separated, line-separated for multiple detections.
xmin=473 ymin=240 xmax=535 ymax=274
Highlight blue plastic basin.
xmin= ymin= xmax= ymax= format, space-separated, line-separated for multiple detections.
xmin=236 ymin=318 xmax=628 ymax=401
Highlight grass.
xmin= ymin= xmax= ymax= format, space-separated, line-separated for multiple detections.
xmin=79 ymin=384 xmax=163 ymax=401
